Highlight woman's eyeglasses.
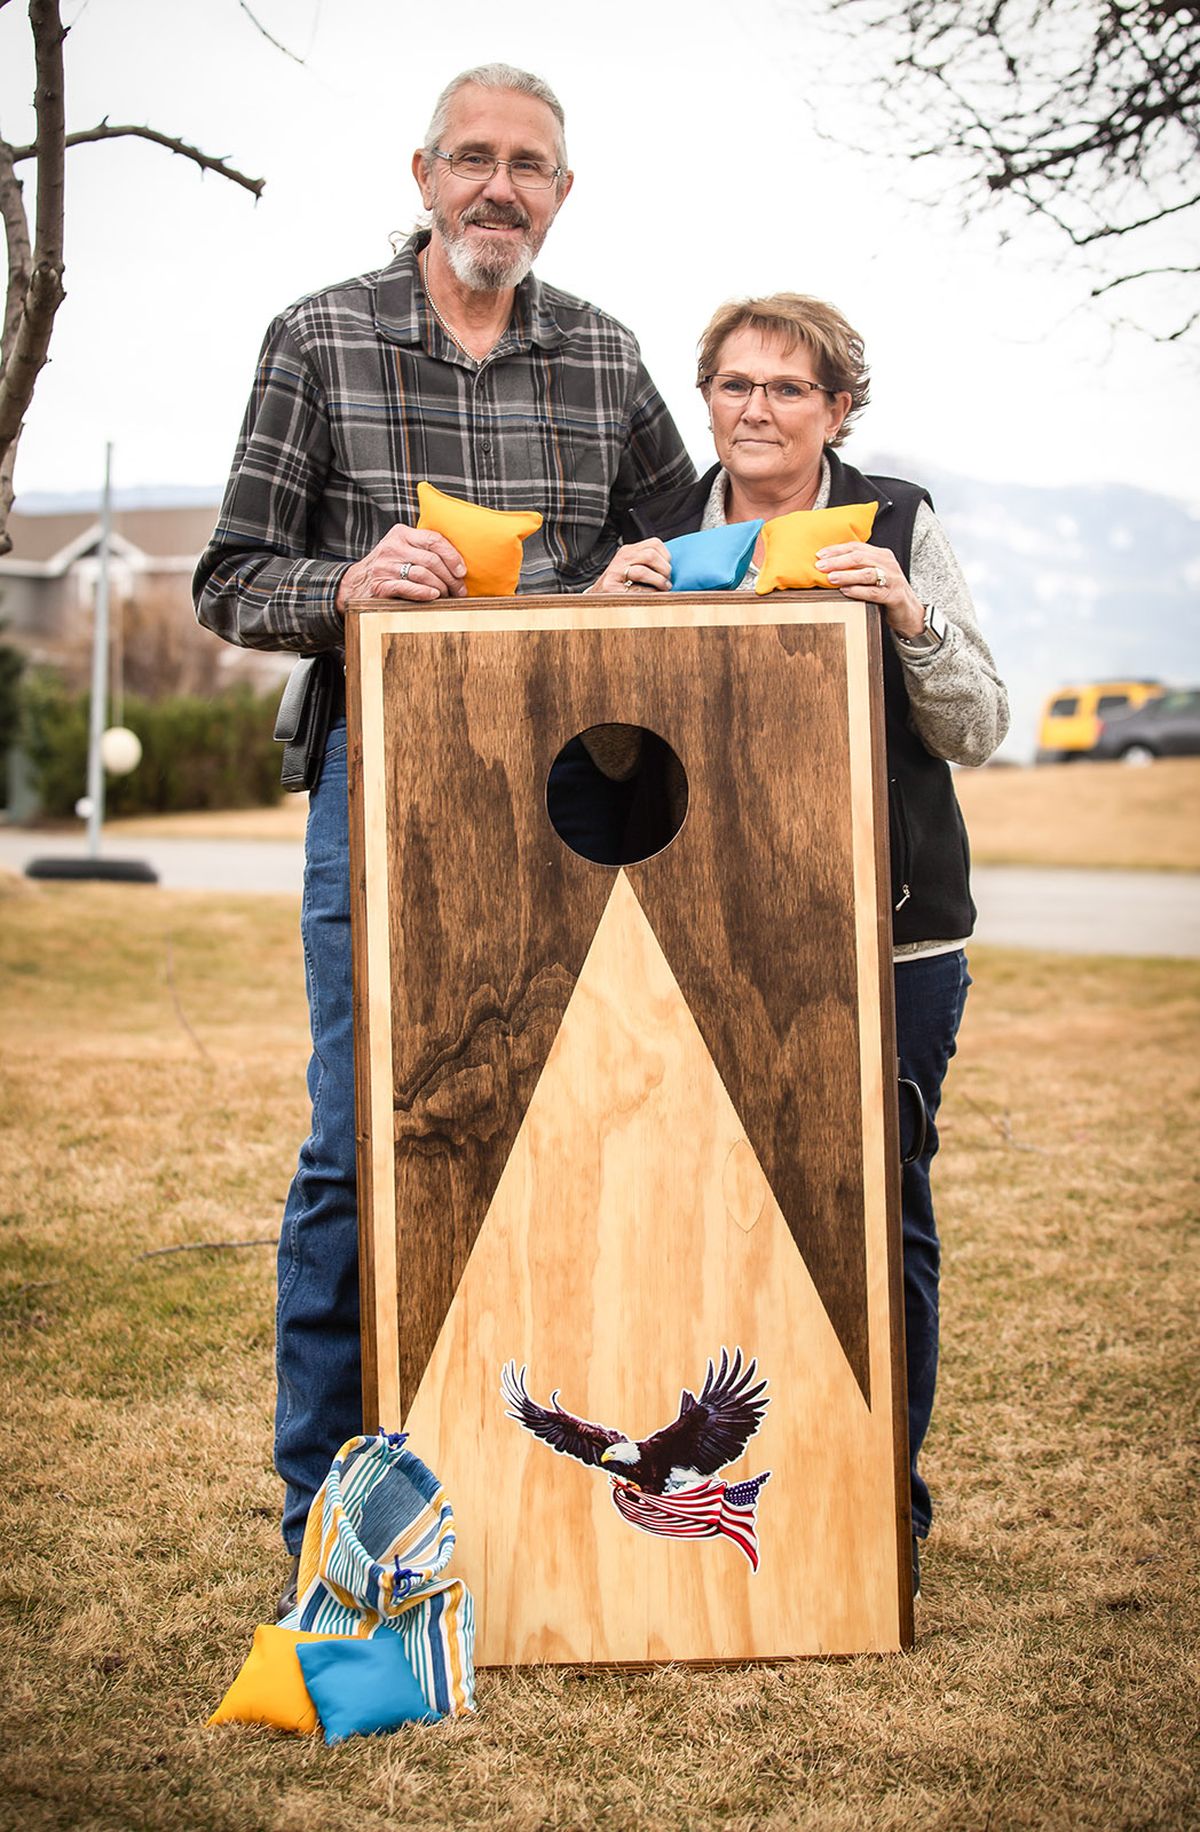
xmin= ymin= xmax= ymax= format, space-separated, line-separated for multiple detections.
xmin=702 ymin=374 xmax=831 ymax=406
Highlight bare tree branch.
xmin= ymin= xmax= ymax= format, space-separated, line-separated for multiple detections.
xmin=815 ymin=0 xmax=1200 ymax=338
xmin=0 ymin=138 xmax=25 ymax=534
xmin=0 ymin=0 xmax=265 ymax=552
xmin=0 ymin=142 xmax=31 ymax=377
xmin=0 ymin=0 xmax=66 ymax=552
xmin=1060 ymin=190 xmax=1200 ymax=249
xmin=237 ymin=0 xmax=307 ymax=66
xmin=1091 ymin=264 xmax=1199 ymax=298
xmin=10 ymin=120 xmax=265 ymax=198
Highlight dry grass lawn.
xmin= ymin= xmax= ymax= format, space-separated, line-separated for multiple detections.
xmin=89 ymin=757 xmax=1200 ymax=873
xmin=0 ymin=878 xmax=1196 ymax=1831
xmin=953 ymin=757 xmax=1200 ymax=872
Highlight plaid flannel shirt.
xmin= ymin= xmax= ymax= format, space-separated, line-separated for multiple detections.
xmin=193 ymin=233 xmax=694 ymax=651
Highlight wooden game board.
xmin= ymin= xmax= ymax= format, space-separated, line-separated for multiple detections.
xmin=345 ymin=592 xmax=912 ymax=1663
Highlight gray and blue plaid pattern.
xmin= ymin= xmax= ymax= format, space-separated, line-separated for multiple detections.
xmin=194 ymin=232 xmax=694 ymax=651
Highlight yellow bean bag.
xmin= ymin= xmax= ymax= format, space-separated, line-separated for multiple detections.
xmin=754 ymin=502 xmax=879 ymax=594
xmin=416 ymin=481 xmax=542 ymax=598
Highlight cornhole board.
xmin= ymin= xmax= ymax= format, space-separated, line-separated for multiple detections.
xmin=345 ymin=591 xmax=912 ymax=1664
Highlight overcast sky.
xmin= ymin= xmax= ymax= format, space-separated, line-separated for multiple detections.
xmin=3 ymin=0 xmax=1198 ymax=506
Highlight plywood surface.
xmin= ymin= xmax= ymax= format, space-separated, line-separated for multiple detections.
xmin=347 ymin=593 xmax=910 ymax=1663
xmin=376 ymin=618 xmax=865 ymax=1411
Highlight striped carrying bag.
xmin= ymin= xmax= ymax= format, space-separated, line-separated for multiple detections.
xmin=278 ymin=1431 xmax=475 ymax=1716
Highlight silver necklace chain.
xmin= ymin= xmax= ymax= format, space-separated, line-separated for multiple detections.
xmin=420 ymin=252 xmax=492 ymax=362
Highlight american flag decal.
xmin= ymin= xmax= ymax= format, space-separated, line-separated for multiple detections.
xmin=608 ymin=1471 xmax=772 ymax=1572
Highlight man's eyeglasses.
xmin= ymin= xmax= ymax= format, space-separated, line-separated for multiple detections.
xmin=430 ymin=148 xmax=566 ymax=190
xmin=702 ymin=374 xmax=831 ymax=406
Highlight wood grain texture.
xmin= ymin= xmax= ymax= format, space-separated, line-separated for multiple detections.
xmin=621 ymin=622 xmax=867 ymax=1397
xmin=349 ymin=593 xmax=911 ymax=1661
xmin=345 ymin=618 xmax=378 ymax=1419
xmin=375 ymin=617 xmax=867 ymax=1412
xmin=402 ymin=871 xmax=903 ymax=1661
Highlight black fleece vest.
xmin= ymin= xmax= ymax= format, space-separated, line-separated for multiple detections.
xmin=625 ymin=452 xmax=975 ymax=943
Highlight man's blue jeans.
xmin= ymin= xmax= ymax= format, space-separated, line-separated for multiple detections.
xmin=894 ymin=948 xmax=971 ymax=1541
xmin=275 ymin=722 xmax=970 ymax=1549
xmin=275 ymin=718 xmax=362 ymax=1551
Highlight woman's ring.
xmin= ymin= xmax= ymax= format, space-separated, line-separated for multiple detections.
xmin=874 ymin=566 xmax=887 ymax=588
xmin=398 ymin=561 xmax=412 ymax=582
xmin=623 ymin=567 xmax=632 ymax=584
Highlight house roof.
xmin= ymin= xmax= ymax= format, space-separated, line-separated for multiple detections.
xmin=3 ymin=503 xmax=221 ymax=570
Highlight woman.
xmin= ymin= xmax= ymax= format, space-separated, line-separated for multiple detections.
xmin=594 ymin=293 xmax=1009 ymax=1595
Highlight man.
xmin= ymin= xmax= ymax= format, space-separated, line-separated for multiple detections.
xmin=193 ymin=63 xmax=694 ymax=1610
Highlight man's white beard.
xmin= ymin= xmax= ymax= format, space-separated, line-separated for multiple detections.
xmin=432 ymin=200 xmax=541 ymax=292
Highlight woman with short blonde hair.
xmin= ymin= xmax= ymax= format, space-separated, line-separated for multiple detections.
xmin=695 ymin=293 xmax=870 ymax=446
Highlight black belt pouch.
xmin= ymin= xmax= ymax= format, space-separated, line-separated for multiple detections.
xmin=274 ymin=654 xmax=337 ymax=792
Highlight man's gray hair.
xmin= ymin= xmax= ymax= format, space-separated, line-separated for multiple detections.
xmin=423 ymin=63 xmax=569 ymax=172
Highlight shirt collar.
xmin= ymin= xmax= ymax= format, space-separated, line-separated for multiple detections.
xmin=374 ymin=230 xmax=568 ymax=354
xmin=701 ymin=454 xmax=833 ymax=528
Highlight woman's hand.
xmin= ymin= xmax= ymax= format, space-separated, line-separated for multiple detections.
xmin=587 ymin=539 xmax=672 ymax=595
xmin=815 ymin=541 xmax=927 ymax=639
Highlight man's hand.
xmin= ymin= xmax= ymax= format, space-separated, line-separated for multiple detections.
xmin=337 ymin=525 xmax=468 ymax=609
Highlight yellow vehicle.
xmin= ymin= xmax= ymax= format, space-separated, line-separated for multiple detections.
xmin=1036 ymin=680 xmax=1164 ymax=762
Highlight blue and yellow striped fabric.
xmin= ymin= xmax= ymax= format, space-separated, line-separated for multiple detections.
xmin=279 ymin=1432 xmax=475 ymax=1717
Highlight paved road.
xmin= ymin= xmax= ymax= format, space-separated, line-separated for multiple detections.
xmin=2 ymin=831 xmax=305 ymax=895
xmin=969 ymin=865 xmax=1199 ymax=958
xmin=2 ymin=832 xmax=1197 ymax=958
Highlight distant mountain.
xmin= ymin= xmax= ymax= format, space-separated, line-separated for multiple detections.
xmin=18 ymin=467 xmax=1200 ymax=762
xmin=863 ymin=452 xmax=1200 ymax=759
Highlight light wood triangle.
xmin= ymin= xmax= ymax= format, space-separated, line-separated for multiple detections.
xmin=401 ymin=870 xmax=902 ymax=1663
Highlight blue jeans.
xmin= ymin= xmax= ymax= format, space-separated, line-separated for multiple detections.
xmin=894 ymin=948 xmax=971 ymax=1540
xmin=275 ymin=719 xmax=363 ymax=1551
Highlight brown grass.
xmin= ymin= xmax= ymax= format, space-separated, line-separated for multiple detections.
xmin=954 ymin=757 xmax=1200 ymax=872
xmin=0 ymin=879 xmax=1196 ymax=1831
xmin=102 ymin=800 xmax=310 ymax=842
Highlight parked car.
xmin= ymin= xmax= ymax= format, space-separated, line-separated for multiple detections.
xmin=1036 ymin=680 xmax=1163 ymax=762
xmin=1091 ymin=688 xmax=1200 ymax=763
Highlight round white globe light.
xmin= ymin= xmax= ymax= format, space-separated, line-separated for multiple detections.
xmin=100 ymin=725 xmax=143 ymax=776
xmin=75 ymin=795 xmax=94 ymax=819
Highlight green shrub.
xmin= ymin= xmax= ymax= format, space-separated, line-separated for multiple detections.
xmin=20 ymin=669 xmax=89 ymax=816
xmin=0 ymin=624 xmax=27 ymax=753
xmin=20 ymin=673 xmax=284 ymax=817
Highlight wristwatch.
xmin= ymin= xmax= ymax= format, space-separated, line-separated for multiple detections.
xmin=895 ymin=603 xmax=947 ymax=652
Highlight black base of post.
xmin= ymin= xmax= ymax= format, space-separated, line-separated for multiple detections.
xmin=25 ymin=857 xmax=159 ymax=884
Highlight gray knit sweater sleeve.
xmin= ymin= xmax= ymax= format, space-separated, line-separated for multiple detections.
xmin=896 ymin=503 xmax=1009 ymax=767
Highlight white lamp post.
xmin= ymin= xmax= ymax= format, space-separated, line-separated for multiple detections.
xmin=26 ymin=445 xmax=158 ymax=884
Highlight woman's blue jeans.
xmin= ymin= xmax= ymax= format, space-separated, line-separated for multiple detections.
xmin=275 ymin=719 xmax=363 ymax=1551
xmin=275 ymin=720 xmax=970 ymax=1549
xmin=894 ymin=948 xmax=971 ymax=1540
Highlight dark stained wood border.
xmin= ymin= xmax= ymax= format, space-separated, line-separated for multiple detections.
xmin=344 ymin=615 xmax=380 ymax=1426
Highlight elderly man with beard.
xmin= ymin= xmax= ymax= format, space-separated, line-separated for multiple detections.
xmin=194 ymin=62 xmax=693 ymax=1612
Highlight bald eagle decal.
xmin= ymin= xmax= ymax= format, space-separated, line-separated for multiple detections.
xmin=501 ymin=1348 xmax=772 ymax=1570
